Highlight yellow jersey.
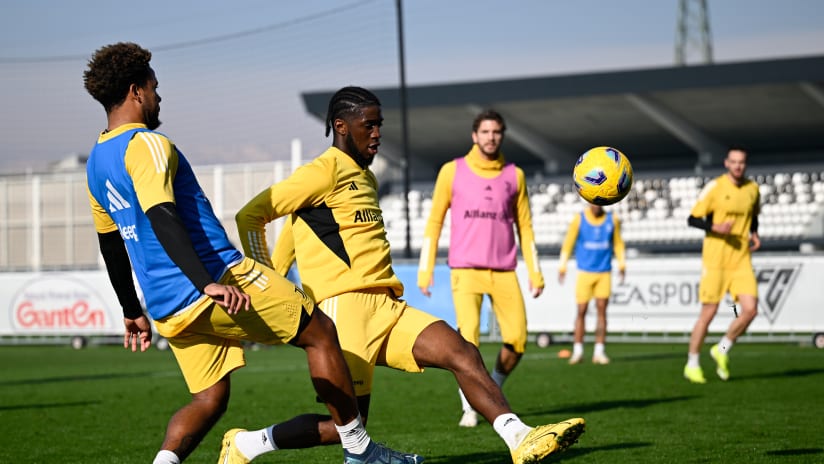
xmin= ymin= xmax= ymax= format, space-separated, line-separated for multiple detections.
xmin=236 ymin=146 xmax=401 ymax=302
xmin=691 ymin=174 xmax=760 ymax=270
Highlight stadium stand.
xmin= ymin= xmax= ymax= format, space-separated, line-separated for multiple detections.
xmin=2 ymin=161 xmax=822 ymax=272
xmin=381 ymin=166 xmax=824 ymax=256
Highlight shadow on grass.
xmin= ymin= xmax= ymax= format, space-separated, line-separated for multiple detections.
xmin=0 ymin=372 xmax=148 ymax=386
xmin=0 ymin=400 xmax=99 ymax=411
xmin=733 ymin=368 xmax=824 ymax=381
xmin=424 ymin=442 xmax=651 ymax=463
xmin=561 ymin=442 xmax=652 ymax=460
xmin=612 ymin=352 xmax=686 ymax=362
xmin=518 ymin=395 xmax=698 ymax=416
xmin=765 ymin=448 xmax=823 ymax=457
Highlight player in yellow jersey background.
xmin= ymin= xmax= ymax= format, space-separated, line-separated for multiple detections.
xmin=558 ymin=203 xmax=626 ymax=365
xmin=683 ymin=148 xmax=761 ymax=384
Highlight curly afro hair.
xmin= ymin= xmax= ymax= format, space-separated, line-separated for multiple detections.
xmin=84 ymin=42 xmax=153 ymax=113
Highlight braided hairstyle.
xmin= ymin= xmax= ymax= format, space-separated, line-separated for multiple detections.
xmin=325 ymin=86 xmax=381 ymax=137
xmin=84 ymin=42 xmax=153 ymax=113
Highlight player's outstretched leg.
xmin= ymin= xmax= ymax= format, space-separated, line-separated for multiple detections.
xmin=511 ymin=418 xmax=586 ymax=464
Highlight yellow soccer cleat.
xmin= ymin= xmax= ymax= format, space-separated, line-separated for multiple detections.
xmin=683 ymin=365 xmax=706 ymax=384
xmin=511 ymin=418 xmax=585 ymax=464
xmin=218 ymin=428 xmax=250 ymax=464
xmin=710 ymin=344 xmax=730 ymax=381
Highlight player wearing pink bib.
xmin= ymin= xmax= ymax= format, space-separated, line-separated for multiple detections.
xmin=418 ymin=109 xmax=544 ymax=429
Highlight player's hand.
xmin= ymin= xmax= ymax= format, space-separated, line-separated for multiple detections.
xmin=711 ymin=220 xmax=734 ymax=235
xmin=750 ymin=231 xmax=761 ymax=251
xmin=558 ymin=271 xmax=566 ymax=285
xmin=204 ymin=283 xmax=251 ymax=314
xmin=530 ymin=282 xmax=544 ymax=298
xmin=419 ymin=277 xmax=433 ymax=298
xmin=123 ymin=315 xmax=153 ymax=352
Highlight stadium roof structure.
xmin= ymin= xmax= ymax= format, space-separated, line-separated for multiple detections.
xmin=302 ymin=54 xmax=824 ymax=181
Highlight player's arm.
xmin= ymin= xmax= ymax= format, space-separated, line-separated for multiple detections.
xmin=127 ymin=134 xmax=248 ymax=314
xmin=89 ymin=190 xmax=151 ymax=352
xmin=271 ymin=218 xmax=296 ymax=276
xmin=558 ymin=213 xmax=582 ymax=284
xmin=612 ymin=215 xmax=627 ymax=283
xmin=237 ymin=159 xmax=335 ymax=266
xmin=750 ymin=189 xmax=761 ymax=251
xmin=513 ymin=168 xmax=544 ymax=297
xmin=417 ymin=162 xmax=455 ymax=296
xmin=89 ymin=190 xmax=143 ymax=319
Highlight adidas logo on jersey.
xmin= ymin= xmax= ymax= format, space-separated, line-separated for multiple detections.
xmin=106 ymin=179 xmax=131 ymax=212
xmin=348 ymin=181 xmax=358 ymax=190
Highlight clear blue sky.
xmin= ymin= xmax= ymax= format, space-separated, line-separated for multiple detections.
xmin=1 ymin=0 xmax=823 ymax=173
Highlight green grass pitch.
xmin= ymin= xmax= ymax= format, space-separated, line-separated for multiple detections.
xmin=0 ymin=342 xmax=821 ymax=463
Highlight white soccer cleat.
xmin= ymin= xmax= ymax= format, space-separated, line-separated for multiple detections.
xmin=458 ymin=410 xmax=478 ymax=427
xmin=568 ymin=353 xmax=583 ymax=365
xmin=592 ymin=354 xmax=610 ymax=365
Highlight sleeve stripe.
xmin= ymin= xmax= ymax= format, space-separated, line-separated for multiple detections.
xmin=418 ymin=237 xmax=431 ymax=271
xmin=137 ymin=132 xmax=168 ymax=174
xmin=247 ymin=230 xmax=269 ymax=263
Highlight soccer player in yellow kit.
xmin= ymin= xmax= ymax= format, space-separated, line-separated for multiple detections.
xmin=558 ymin=203 xmax=626 ymax=365
xmin=235 ymin=86 xmax=585 ymax=464
xmin=683 ymin=148 xmax=761 ymax=383
xmin=417 ymin=110 xmax=544 ymax=428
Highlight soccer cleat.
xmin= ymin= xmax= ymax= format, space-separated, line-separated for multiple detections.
xmin=683 ymin=365 xmax=706 ymax=384
xmin=568 ymin=353 xmax=583 ymax=365
xmin=511 ymin=418 xmax=585 ymax=464
xmin=710 ymin=344 xmax=730 ymax=380
xmin=218 ymin=428 xmax=250 ymax=464
xmin=343 ymin=441 xmax=424 ymax=464
xmin=459 ymin=410 xmax=478 ymax=427
xmin=591 ymin=354 xmax=610 ymax=365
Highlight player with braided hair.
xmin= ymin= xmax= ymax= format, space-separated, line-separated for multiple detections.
xmin=234 ymin=86 xmax=585 ymax=464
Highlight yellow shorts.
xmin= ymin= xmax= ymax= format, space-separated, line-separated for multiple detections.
xmin=450 ymin=268 xmax=527 ymax=353
xmin=699 ymin=266 xmax=758 ymax=304
xmin=575 ymin=271 xmax=612 ymax=303
xmin=318 ymin=288 xmax=439 ymax=396
xmin=154 ymin=257 xmax=314 ymax=394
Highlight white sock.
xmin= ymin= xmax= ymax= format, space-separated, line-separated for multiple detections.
xmin=235 ymin=426 xmax=278 ymax=460
xmin=718 ymin=336 xmax=734 ymax=354
xmin=493 ymin=413 xmax=532 ymax=450
xmin=572 ymin=342 xmax=584 ymax=357
xmin=491 ymin=369 xmax=508 ymax=388
xmin=458 ymin=388 xmax=474 ymax=413
xmin=594 ymin=343 xmax=605 ymax=357
xmin=336 ymin=415 xmax=371 ymax=455
xmin=687 ymin=353 xmax=700 ymax=368
xmin=152 ymin=450 xmax=179 ymax=464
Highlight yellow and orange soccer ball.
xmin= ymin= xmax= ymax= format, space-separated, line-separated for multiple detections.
xmin=573 ymin=146 xmax=634 ymax=206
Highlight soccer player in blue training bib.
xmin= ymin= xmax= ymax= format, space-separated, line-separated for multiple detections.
xmin=683 ymin=148 xmax=761 ymax=383
xmin=558 ymin=203 xmax=626 ymax=365
xmin=84 ymin=42 xmax=420 ymax=464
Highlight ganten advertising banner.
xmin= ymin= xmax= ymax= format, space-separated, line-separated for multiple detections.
xmin=1 ymin=272 xmax=121 ymax=335
xmin=2 ymin=254 xmax=821 ymax=336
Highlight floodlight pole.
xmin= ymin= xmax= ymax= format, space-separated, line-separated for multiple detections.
xmin=396 ymin=0 xmax=412 ymax=259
